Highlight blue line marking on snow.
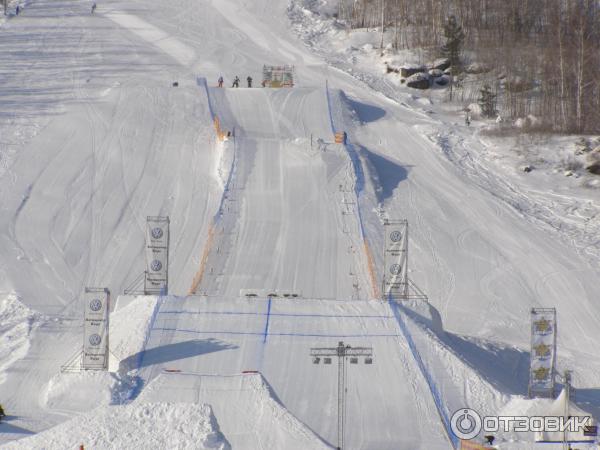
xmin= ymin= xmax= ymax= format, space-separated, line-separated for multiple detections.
xmin=389 ymin=299 xmax=459 ymax=448
xmin=325 ymin=79 xmax=336 ymax=134
xmin=262 ymin=297 xmax=272 ymax=343
xmin=152 ymin=328 xmax=400 ymax=339
xmin=158 ymin=310 xmax=393 ymax=319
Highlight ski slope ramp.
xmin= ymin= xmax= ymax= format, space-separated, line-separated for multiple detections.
xmin=194 ymin=87 xmax=372 ymax=300
xmin=139 ymin=372 xmax=332 ymax=450
xmin=137 ymin=295 xmax=450 ymax=450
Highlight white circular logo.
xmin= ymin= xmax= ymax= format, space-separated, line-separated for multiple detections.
xmin=389 ymin=263 xmax=402 ymax=275
xmin=89 ymin=298 xmax=102 ymax=312
xmin=151 ymin=227 xmax=163 ymax=239
xmin=150 ymin=259 xmax=162 ymax=272
xmin=450 ymin=408 xmax=482 ymax=440
xmin=89 ymin=334 xmax=102 ymax=346
xmin=390 ymin=230 xmax=402 ymax=242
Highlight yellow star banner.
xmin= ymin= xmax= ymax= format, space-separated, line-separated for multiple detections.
xmin=533 ymin=343 xmax=551 ymax=358
xmin=532 ymin=366 xmax=550 ymax=381
xmin=533 ymin=318 xmax=552 ymax=334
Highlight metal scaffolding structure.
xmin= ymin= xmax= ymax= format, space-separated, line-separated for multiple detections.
xmin=310 ymin=342 xmax=373 ymax=450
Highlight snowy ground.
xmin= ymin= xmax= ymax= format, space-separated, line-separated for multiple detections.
xmin=5 ymin=401 xmax=230 ymax=450
xmin=1 ymin=0 xmax=600 ymax=448
xmin=288 ymin=0 xmax=600 ymax=265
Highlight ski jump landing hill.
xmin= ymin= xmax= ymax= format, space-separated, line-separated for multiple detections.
xmin=130 ymin=85 xmax=452 ymax=449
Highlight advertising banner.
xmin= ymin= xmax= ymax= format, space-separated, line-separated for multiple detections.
xmin=83 ymin=288 xmax=109 ymax=370
xmin=383 ymin=220 xmax=408 ymax=299
xmin=145 ymin=216 xmax=169 ymax=295
xmin=529 ymin=308 xmax=557 ymax=397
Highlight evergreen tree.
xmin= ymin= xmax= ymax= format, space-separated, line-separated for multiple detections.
xmin=478 ymin=84 xmax=497 ymax=118
xmin=441 ymin=15 xmax=465 ymax=71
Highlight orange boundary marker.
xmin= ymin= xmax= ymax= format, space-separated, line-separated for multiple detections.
xmin=460 ymin=440 xmax=494 ymax=450
xmin=188 ymin=224 xmax=216 ymax=295
xmin=214 ymin=116 xmax=226 ymax=141
xmin=363 ymin=240 xmax=380 ymax=299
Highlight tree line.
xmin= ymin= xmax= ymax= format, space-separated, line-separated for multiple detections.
xmin=336 ymin=0 xmax=600 ymax=133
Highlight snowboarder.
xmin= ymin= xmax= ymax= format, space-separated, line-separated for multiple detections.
xmin=15 ymin=5 xmax=20 ymax=15
xmin=232 ymin=76 xmax=240 ymax=88
xmin=91 ymin=2 xmax=96 ymax=14
xmin=218 ymin=76 xmax=223 ymax=88
xmin=247 ymin=76 xmax=252 ymax=88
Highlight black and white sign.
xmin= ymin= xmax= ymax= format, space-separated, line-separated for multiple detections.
xmin=383 ymin=220 xmax=408 ymax=299
xmin=83 ymin=288 xmax=109 ymax=370
xmin=145 ymin=216 xmax=169 ymax=295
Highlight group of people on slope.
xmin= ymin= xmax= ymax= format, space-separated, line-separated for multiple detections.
xmin=218 ymin=76 xmax=259 ymax=88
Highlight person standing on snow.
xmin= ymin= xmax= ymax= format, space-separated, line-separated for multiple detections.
xmin=16 ymin=5 xmax=20 ymax=15
xmin=232 ymin=76 xmax=240 ymax=88
xmin=218 ymin=76 xmax=224 ymax=88
xmin=91 ymin=2 xmax=96 ymax=14
xmin=247 ymin=76 xmax=252 ymax=88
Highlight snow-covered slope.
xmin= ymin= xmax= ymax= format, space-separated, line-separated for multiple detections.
xmin=137 ymin=295 xmax=450 ymax=449
xmin=1 ymin=0 xmax=600 ymax=448
xmin=139 ymin=372 xmax=333 ymax=450
xmin=5 ymin=402 xmax=230 ymax=450
xmin=194 ymin=86 xmax=371 ymax=300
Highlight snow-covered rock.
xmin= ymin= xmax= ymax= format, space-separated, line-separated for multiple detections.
xmin=465 ymin=62 xmax=491 ymax=74
xmin=429 ymin=58 xmax=450 ymax=71
xmin=406 ymin=72 xmax=431 ymax=89
xmin=400 ymin=64 xmax=426 ymax=78
xmin=428 ymin=68 xmax=444 ymax=78
xmin=585 ymin=147 xmax=600 ymax=175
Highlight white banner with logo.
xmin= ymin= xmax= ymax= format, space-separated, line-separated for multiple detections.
xmin=383 ymin=221 xmax=408 ymax=299
xmin=83 ymin=288 xmax=109 ymax=369
xmin=529 ymin=308 xmax=557 ymax=396
xmin=145 ymin=216 xmax=169 ymax=294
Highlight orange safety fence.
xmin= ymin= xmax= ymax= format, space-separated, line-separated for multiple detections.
xmin=363 ymin=239 xmax=380 ymax=299
xmin=214 ymin=116 xmax=227 ymax=141
xmin=188 ymin=224 xmax=216 ymax=295
xmin=334 ymin=131 xmax=347 ymax=144
xmin=460 ymin=440 xmax=494 ymax=450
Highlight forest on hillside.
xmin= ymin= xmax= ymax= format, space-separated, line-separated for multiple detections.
xmin=336 ymin=0 xmax=600 ymax=133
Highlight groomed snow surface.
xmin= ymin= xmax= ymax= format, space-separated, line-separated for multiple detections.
xmin=4 ymin=402 xmax=230 ymax=450
xmin=1 ymin=0 xmax=599 ymax=448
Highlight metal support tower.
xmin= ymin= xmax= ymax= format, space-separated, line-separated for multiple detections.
xmin=311 ymin=342 xmax=373 ymax=450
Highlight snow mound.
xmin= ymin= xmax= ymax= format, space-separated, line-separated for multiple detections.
xmin=0 ymin=293 xmax=42 ymax=384
xmin=109 ymin=295 xmax=160 ymax=373
xmin=42 ymin=371 xmax=115 ymax=412
xmin=498 ymin=388 xmax=597 ymax=444
xmin=6 ymin=402 xmax=229 ymax=450
xmin=139 ymin=372 xmax=332 ymax=450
